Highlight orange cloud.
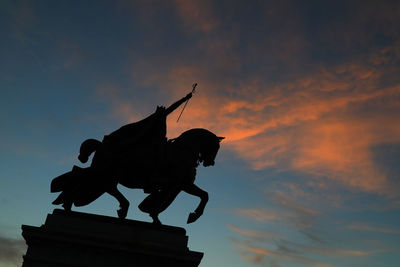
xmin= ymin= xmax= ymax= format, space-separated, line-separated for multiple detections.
xmin=235 ymin=208 xmax=284 ymax=223
xmin=106 ymin=54 xmax=400 ymax=196
xmin=103 ymin=56 xmax=400 ymax=196
xmin=290 ymin=117 xmax=400 ymax=195
xmin=227 ymin=224 xmax=282 ymax=241
xmin=99 ymin=2 xmax=400 ymax=198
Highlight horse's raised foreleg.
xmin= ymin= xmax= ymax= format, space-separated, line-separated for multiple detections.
xmin=107 ymin=186 xmax=130 ymax=219
xmin=182 ymin=183 xmax=209 ymax=224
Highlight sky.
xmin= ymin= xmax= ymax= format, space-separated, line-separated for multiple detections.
xmin=1 ymin=0 xmax=400 ymax=266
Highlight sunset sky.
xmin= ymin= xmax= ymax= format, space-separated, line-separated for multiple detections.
xmin=1 ymin=1 xmax=400 ymax=266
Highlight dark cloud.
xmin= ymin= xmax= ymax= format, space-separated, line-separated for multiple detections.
xmin=300 ymin=230 xmax=325 ymax=244
xmin=269 ymin=191 xmax=320 ymax=230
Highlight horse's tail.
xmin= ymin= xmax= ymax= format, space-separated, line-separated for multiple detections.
xmin=78 ymin=138 xmax=102 ymax=163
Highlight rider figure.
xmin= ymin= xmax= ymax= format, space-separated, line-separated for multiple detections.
xmin=99 ymin=91 xmax=193 ymax=178
xmin=151 ymin=92 xmax=193 ymax=171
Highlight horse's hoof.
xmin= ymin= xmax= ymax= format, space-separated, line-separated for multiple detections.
xmin=150 ymin=214 xmax=162 ymax=225
xmin=62 ymin=202 xmax=72 ymax=212
xmin=117 ymin=208 xmax=127 ymax=219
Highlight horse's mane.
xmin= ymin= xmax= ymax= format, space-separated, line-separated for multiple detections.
xmin=172 ymin=128 xmax=217 ymax=148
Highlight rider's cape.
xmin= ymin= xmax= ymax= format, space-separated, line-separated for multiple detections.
xmin=105 ymin=106 xmax=167 ymax=148
xmin=101 ymin=106 xmax=168 ymax=162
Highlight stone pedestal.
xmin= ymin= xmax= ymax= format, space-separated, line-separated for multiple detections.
xmin=21 ymin=209 xmax=203 ymax=266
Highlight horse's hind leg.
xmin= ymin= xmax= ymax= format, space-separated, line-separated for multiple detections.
xmin=139 ymin=187 xmax=180 ymax=224
xmin=107 ymin=187 xmax=130 ymax=219
xmin=62 ymin=200 xmax=72 ymax=212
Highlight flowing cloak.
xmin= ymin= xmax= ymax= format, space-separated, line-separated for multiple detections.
xmin=104 ymin=106 xmax=167 ymax=150
xmin=51 ymin=106 xmax=170 ymax=206
xmin=99 ymin=106 xmax=168 ymax=166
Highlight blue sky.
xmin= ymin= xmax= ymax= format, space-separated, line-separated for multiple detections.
xmin=1 ymin=1 xmax=400 ymax=266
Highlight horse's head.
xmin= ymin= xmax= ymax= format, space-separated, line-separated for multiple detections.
xmin=199 ymin=135 xmax=224 ymax=167
xmin=175 ymin=128 xmax=224 ymax=167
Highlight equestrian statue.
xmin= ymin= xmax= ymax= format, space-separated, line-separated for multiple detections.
xmin=50 ymin=85 xmax=224 ymax=224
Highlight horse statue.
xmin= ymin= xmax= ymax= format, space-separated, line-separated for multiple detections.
xmin=50 ymin=91 xmax=224 ymax=224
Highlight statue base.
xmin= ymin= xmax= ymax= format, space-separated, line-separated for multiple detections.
xmin=21 ymin=209 xmax=203 ymax=266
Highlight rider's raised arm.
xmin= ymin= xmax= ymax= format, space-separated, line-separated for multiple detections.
xmin=165 ymin=92 xmax=192 ymax=115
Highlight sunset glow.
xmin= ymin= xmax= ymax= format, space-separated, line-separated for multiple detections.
xmin=1 ymin=1 xmax=400 ymax=266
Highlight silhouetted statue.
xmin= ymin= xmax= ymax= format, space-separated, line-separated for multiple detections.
xmin=51 ymin=91 xmax=224 ymax=224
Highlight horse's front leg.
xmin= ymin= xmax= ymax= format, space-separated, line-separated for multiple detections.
xmin=107 ymin=186 xmax=130 ymax=219
xmin=182 ymin=183 xmax=209 ymax=224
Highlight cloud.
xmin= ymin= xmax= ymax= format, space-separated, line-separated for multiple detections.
xmin=347 ymin=223 xmax=400 ymax=234
xmin=235 ymin=208 xmax=284 ymax=223
xmin=227 ymin=224 xmax=283 ymax=241
xmin=229 ymin=224 xmax=383 ymax=267
xmin=53 ymin=39 xmax=88 ymax=70
xmin=0 ymin=236 xmax=26 ymax=267
xmin=90 ymin=2 xmax=400 ymax=265
xmin=98 ymin=0 xmax=400 ymax=198
xmin=114 ymin=55 xmax=400 ymax=196
xmin=173 ymin=0 xmax=219 ymax=33
xmin=269 ymin=191 xmax=320 ymax=229
xmin=8 ymin=0 xmax=36 ymax=42
xmin=230 ymin=180 xmax=391 ymax=265
xmin=232 ymin=238 xmax=332 ymax=267
xmin=235 ymin=189 xmax=320 ymax=232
